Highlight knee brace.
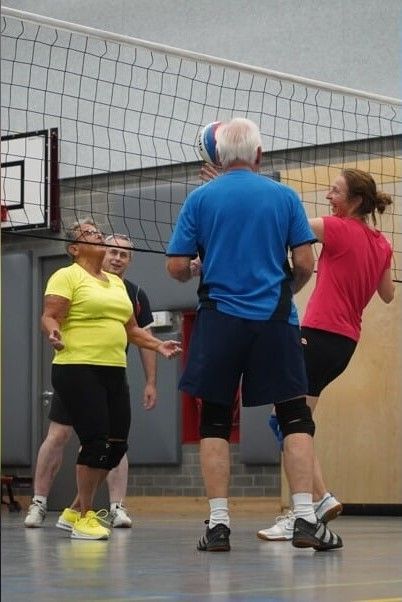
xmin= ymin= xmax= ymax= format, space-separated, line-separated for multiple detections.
xmin=77 ymin=438 xmax=110 ymax=468
xmin=107 ymin=440 xmax=128 ymax=470
xmin=274 ymin=397 xmax=315 ymax=438
xmin=199 ymin=401 xmax=232 ymax=440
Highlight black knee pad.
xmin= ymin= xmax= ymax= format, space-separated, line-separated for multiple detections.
xmin=107 ymin=440 xmax=128 ymax=469
xmin=199 ymin=401 xmax=232 ymax=441
xmin=77 ymin=438 xmax=110 ymax=468
xmin=274 ymin=397 xmax=315 ymax=438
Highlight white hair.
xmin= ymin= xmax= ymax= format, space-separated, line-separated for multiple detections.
xmin=65 ymin=217 xmax=97 ymax=255
xmin=104 ymin=234 xmax=134 ymax=258
xmin=216 ymin=118 xmax=262 ymax=169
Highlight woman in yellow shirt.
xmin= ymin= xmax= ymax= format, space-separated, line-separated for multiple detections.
xmin=42 ymin=219 xmax=181 ymax=540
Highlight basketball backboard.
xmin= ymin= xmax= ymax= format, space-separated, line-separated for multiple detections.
xmin=1 ymin=129 xmax=59 ymax=231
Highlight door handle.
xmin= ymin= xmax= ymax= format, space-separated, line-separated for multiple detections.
xmin=42 ymin=390 xmax=54 ymax=406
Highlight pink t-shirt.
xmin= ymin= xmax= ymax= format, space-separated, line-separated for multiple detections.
xmin=302 ymin=216 xmax=393 ymax=341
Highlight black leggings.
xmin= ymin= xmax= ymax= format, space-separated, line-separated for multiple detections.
xmin=301 ymin=327 xmax=357 ymax=397
xmin=52 ymin=364 xmax=131 ymax=444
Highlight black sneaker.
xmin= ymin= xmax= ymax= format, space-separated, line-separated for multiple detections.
xmin=197 ymin=520 xmax=231 ymax=552
xmin=292 ymin=517 xmax=343 ymax=551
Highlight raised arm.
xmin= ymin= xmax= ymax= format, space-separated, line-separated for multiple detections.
xmin=308 ymin=217 xmax=324 ymax=243
xmin=200 ymin=162 xmax=220 ymax=182
xmin=377 ymin=267 xmax=395 ymax=303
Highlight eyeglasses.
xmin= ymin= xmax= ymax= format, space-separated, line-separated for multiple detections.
xmin=76 ymin=229 xmax=105 ymax=239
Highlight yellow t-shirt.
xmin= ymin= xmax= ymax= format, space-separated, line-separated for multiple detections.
xmin=45 ymin=263 xmax=133 ymax=366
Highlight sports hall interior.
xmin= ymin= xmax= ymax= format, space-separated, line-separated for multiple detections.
xmin=1 ymin=1 xmax=401 ymax=601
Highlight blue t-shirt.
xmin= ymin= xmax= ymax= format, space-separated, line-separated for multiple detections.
xmin=167 ymin=170 xmax=315 ymax=322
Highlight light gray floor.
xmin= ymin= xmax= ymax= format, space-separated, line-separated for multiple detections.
xmin=1 ymin=512 xmax=402 ymax=602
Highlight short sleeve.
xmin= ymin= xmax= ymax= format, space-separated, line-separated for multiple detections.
xmin=287 ymin=189 xmax=316 ymax=248
xmin=44 ymin=268 xmax=74 ymax=300
xmin=322 ymin=216 xmax=349 ymax=254
xmin=136 ymin=288 xmax=153 ymax=328
xmin=124 ymin=280 xmax=154 ymax=328
xmin=166 ymin=192 xmax=199 ymax=257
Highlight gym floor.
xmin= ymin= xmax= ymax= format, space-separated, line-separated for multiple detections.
xmin=1 ymin=499 xmax=401 ymax=602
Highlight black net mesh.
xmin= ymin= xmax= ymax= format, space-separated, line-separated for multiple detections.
xmin=1 ymin=11 xmax=401 ymax=279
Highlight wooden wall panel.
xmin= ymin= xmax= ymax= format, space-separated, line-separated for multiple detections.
xmin=281 ymin=278 xmax=402 ymax=506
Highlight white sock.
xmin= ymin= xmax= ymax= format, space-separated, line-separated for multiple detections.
xmin=209 ymin=498 xmax=230 ymax=528
xmin=33 ymin=495 xmax=47 ymax=507
xmin=313 ymin=492 xmax=331 ymax=509
xmin=292 ymin=493 xmax=316 ymax=524
xmin=110 ymin=501 xmax=123 ymax=511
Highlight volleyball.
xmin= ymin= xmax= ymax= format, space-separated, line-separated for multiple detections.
xmin=197 ymin=121 xmax=222 ymax=165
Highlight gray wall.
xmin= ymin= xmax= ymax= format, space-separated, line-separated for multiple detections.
xmin=1 ymin=252 xmax=33 ymax=465
xmin=0 ymin=243 xmax=198 ymax=468
xmin=2 ymin=0 xmax=400 ymax=470
xmin=3 ymin=0 xmax=401 ymax=98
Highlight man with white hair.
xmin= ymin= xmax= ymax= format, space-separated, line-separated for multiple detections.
xmin=167 ymin=118 xmax=343 ymax=552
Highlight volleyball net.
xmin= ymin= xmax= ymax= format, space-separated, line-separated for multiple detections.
xmin=1 ymin=7 xmax=401 ymax=280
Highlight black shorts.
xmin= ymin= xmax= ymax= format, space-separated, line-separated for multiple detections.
xmin=301 ymin=327 xmax=357 ymax=397
xmin=48 ymin=391 xmax=72 ymax=426
xmin=180 ymin=308 xmax=308 ymax=407
xmin=52 ymin=364 xmax=131 ymax=443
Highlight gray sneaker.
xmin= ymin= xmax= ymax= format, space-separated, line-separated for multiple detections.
xmin=109 ymin=504 xmax=132 ymax=528
xmin=24 ymin=500 xmax=47 ymax=528
xmin=314 ymin=494 xmax=343 ymax=523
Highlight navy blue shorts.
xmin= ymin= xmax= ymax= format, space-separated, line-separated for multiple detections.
xmin=180 ymin=308 xmax=307 ymax=407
